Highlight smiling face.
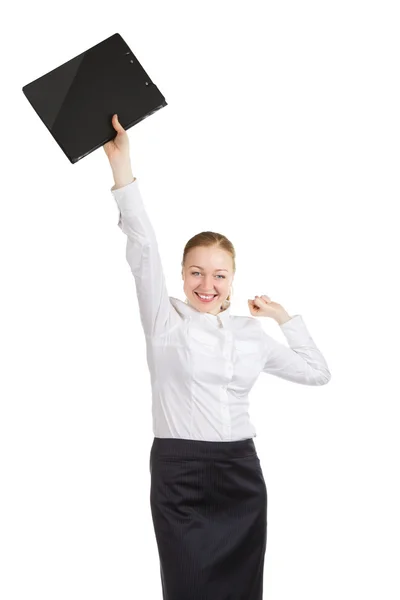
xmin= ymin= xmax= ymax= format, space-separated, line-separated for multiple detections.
xmin=182 ymin=246 xmax=234 ymax=315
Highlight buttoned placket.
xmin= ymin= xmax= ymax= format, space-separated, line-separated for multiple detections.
xmin=188 ymin=303 xmax=234 ymax=440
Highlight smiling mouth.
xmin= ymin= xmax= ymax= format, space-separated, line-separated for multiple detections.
xmin=194 ymin=292 xmax=218 ymax=302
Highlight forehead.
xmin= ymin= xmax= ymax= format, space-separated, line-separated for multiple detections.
xmin=186 ymin=246 xmax=231 ymax=268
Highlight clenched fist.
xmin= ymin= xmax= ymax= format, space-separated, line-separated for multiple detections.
xmin=248 ymin=295 xmax=290 ymax=323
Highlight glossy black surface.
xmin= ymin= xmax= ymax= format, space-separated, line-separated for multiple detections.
xmin=22 ymin=33 xmax=167 ymax=163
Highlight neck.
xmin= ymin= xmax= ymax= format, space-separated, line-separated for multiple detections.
xmin=186 ymin=298 xmax=228 ymax=315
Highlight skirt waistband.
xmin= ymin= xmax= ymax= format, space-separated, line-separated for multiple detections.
xmin=151 ymin=436 xmax=256 ymax=460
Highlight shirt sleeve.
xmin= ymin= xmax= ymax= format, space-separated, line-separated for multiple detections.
xmin=111 ymin=178 xmax=177 ymax=338
xmin=260 ymin=315 xmax=331 ymax=385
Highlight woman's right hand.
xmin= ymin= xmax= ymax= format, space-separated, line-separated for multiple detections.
xmin=103 ymin=114 xmax=131 ymax=170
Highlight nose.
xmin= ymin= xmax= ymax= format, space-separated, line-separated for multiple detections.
xmin=199 ymin=275 xmax=216 ymax=292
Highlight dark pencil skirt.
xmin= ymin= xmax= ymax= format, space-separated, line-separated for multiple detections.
xmin=149 ymin=436 xmax=267 ymax=600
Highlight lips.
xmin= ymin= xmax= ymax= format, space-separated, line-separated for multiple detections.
xmin=194 ymin=292 xmax=218 ymax=302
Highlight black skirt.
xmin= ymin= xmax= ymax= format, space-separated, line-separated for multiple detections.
xmin=150 ymin=436 xmax=267 ymax=600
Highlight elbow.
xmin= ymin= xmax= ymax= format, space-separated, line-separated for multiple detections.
xmin=316 ymin=368 xmax=331 ymax=386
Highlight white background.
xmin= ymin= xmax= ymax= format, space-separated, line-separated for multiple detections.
xmin=1 ymin=1 xmax=399 ymax=598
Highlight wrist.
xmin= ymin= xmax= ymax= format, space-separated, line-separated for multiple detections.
xmin=111 ymin=161 xmax=134 ymax=189
xmin=275 ymin=311 xmax=292 ymax=325
xmin=113 ymin=173 xmax=135 ymax=190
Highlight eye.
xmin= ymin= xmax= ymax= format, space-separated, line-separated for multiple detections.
xmin=191 ymin=271 xmax=225 ymax=279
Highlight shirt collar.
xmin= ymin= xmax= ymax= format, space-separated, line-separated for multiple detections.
xmin=170 ymin=296 xmax=232 ymax=327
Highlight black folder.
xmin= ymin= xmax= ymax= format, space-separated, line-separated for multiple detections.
xmin=22 ymin=33 xmax=168 ymax=163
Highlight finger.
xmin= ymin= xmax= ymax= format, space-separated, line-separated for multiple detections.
xmin=113 ymin=114 xmax=124 ymax=133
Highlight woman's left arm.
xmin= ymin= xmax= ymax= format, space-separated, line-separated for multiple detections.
xmin=260 ymin=315 xmax=331 ymax=386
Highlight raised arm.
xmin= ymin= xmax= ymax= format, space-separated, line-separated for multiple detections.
xmin=260 ymin=316 xmax=331 ymax=385
xmin=104 ymin=115 xmax=175 ymax=338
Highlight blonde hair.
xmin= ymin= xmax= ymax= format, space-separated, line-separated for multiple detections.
xmin=181 ymin=231 xmax=235 ymax=303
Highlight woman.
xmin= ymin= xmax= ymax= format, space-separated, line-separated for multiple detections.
xmin=103 ymin=114 xmax=331 ymax=600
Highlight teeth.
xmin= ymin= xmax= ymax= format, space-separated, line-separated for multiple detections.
xmin=197 ymin=293 xmax=215 ymax=300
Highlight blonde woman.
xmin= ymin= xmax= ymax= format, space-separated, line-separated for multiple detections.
xmin=103 ymin=114 xmax=331 ymax=599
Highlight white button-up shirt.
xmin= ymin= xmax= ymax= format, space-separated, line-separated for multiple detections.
xmin=112 ymin=179 xmax=331 ymax=441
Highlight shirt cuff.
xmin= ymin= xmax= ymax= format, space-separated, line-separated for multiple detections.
xmin=278 ymin=315 xmax=315 ymax=346
xmin=279 ymin=314 xmax=302 ymax=327
xmin=111 ymin=178 xmax=143 ymax=226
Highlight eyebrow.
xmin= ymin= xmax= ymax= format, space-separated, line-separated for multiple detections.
xmin=188 ymin=265 xmax=228 ymax=272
